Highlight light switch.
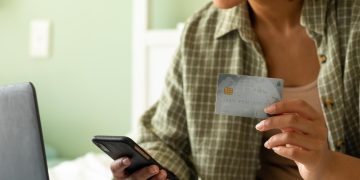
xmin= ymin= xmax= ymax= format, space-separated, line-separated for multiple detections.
xmin=30 ymin=20 xmax=50 ymax=58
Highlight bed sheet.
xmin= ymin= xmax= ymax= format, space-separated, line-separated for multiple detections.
xmin=48 ymin=153 xmax=113 ymax=180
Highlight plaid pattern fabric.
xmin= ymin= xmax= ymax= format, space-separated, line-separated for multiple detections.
xmin=136 ymin=0 xmax=360 ymax=179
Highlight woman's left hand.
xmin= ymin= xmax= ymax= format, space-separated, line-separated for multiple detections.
xmin=255 ymin=99 xmax=332 ymax=180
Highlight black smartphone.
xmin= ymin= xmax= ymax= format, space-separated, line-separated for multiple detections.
xmin=92 ymin=136 xmax=177 ymax=179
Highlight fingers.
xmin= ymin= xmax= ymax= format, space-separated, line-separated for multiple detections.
xmin=264 ymin=131 xmax=323 ymax=150
xmin=111 ymin=157 xmax=131 ymax=179
xmin=272 ymin=146 xmax=314 ymax=165
xmin=265 ymin=99 xmax=320 ymax=120
xmin=149 ymin=169 xmax=168 ymax=180
xmin=259 ymin=100 xmax=332 ymax=178
xmin=256 ymin=114 xmax=318 ymax=135
xmin=111 ymin=158 xmax=163 ymax=180
xmin=131 ymin=165 xmax=160 ymax=180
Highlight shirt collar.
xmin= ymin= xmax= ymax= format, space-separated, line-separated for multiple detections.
xmin=215 ymin=2 xmax=257 ymax=42
xmin=215 ymin=0 xmax=328 ymax=40
xmin=300 ymin=0 xmax=328 ymax=35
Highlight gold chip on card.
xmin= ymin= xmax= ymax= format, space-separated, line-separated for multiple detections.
xmin=224 ymin=87 xmax=233 ymax=95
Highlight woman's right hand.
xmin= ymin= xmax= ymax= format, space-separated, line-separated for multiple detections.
xmin=110 ymin=157 xmax=168 ymax=180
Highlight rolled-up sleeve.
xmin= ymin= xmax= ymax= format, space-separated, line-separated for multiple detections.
xmin=136 ymin=48 xmax=195 ymax=179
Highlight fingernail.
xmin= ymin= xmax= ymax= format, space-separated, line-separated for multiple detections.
xmin=122 ymin=158 xmax=130 ymax=165
xmin=159 ymin=170 xmax=166 ymax=178
xmin=264 ymin=141 xmax=270 ymax=149
xmin=255 ymin=121 xmax=264 ymax=130
xmin=264 ymin=104 xmax=276 ymax=114
xmin=272 ymin=147 xmax=280 ymax=152
xmin=150 ymin=166 xmax=159 ymax=174
xmin=116 ymin=158 xmax=123 ymax=165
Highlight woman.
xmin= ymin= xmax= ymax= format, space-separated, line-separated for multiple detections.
xmin=111 ymin=0 xmax=360 ymax=179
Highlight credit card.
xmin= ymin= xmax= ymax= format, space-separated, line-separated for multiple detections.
xmin=215 ymin=74 xmax=283 ymax=119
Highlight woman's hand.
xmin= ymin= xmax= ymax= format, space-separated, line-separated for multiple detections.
xmin=110 ymin=157 xmax=168 ymax=180
xmin=255 ymin=99 xmax=332 ymax=180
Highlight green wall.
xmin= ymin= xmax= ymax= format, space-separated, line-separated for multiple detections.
xmin=0 ymin=0 xmax=132 ymax=158
xmin=150 ymin=0 xmax=211 ymax=29
xmin=0 ymin=0 xmax=212 ymax=159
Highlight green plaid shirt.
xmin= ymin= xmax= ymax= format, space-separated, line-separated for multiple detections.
xmin=136 ymin=0 xmax=360 ymax=179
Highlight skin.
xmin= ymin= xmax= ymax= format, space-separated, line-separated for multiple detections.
xmin=213 ymin=0 xmax=243 ymax=9
xmin=111 ymin=0 xmax=360 ymax=179
xmin=248 ymin=0 xmax=319 ymax=87
xmin=110 ymin=157 xmax=167 ymax=180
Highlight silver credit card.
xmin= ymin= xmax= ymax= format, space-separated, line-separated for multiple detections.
xmin=215 ymin=74 xmax=283 ymax=119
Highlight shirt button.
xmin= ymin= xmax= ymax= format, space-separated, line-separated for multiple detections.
xmin=323 ymin=98 xmax=334 ymax=108
xmin=319 ymin=55 xmax=327 ymax=64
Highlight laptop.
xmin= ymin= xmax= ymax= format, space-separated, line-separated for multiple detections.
xmin=0 ymin=82 xmax=49 ymax=180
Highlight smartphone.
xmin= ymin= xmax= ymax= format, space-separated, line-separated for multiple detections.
xmin=92 ymin=136 xmax=177 ymax=179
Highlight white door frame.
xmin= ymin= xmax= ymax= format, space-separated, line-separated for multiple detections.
xmin=131 ymin=0 xmax=148 ymax=134
xmin=131 ymin=0 xmax=183 ymax=137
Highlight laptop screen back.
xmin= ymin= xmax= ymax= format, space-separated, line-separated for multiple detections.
xmin=0 ymin=83 xmax=49 ymax=180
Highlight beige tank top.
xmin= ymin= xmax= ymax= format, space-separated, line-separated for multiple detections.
xmin=256 ymin=79 xmax=323 ymax=180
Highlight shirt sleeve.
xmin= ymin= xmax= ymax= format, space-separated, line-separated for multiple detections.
xmin=136 ymin=48 xmax=196 ymax=179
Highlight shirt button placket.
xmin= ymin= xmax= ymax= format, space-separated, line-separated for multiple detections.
xmin=322 ymin=98 xmax=342 ymax=151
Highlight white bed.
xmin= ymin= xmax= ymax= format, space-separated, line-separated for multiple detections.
xmin=48 ymin=153 xmax=112 ymax=180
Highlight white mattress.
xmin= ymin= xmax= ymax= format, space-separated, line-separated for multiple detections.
xmin=49 ymin=153 xmax=113 ymax=180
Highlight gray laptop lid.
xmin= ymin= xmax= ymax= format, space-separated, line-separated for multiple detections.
xmin=0 ymin=83 xmax=49 ymax=180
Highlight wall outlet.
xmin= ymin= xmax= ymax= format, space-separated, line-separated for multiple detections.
xmin=29 ymin=20 xmax=50 ymax=58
